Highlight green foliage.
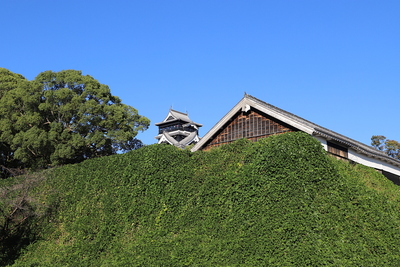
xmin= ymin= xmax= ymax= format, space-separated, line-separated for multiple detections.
xmin=371 ymin=135 xmax=400 ymax=159
xmin=0 ymin=69 xmax=150 ymax=175
xmin=0 ymin=68 xmax=30 ymax=177
xmin=0 ymin=68 xmax=26 ymax=99
xmin=5 ymin=132 xmax=400 ymax=266
xmin=0 ymin=173 xmax=49 ymax=265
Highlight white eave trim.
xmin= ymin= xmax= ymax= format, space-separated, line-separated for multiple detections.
xmin=247 ymin=98 xmax=314 ymax=135
xmin=191 ymin=96 xmax=313 ymax=152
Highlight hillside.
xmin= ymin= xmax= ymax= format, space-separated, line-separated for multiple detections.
xmin=2 ymin=132 xmax=400 ymax=266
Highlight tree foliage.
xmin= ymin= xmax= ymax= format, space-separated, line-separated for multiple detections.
xmin=0 ymin=173 xmax=47 ymax=265
xmin=371 ymin=135 xmax=400 ymax=160
xmin=0 ymin=69 xmax=31 ymax=176
xmin=0 ymin=68 xmax=150 ymax=175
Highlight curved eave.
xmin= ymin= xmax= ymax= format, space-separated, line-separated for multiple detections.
xmin=155 ymin=109 xmax=202 ymax=127
xmin=183 ymin=122 xmax=203 ymax=128
xmin=155 ymin=119 xmax=188 ymax=126
xmin=155 ymin=119 xmax=202 ymax=127
xmin=180 ymin=131 xmax=200 ymax=147
xmin=157 ymin=132 xmax=180 ymax=146
xmin=155 ymin=130 xmax=193 ymax=140
xmin=157 ymin=131 xmax=200 ymax=148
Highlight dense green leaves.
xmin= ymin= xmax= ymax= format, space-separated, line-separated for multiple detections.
xmin=5 ymin=132 xmax=400 ymax=266
xmin=0 ymin=68 xmax=150 ymax=175
xmin=371 ymin=135 xmax=400 ymax=159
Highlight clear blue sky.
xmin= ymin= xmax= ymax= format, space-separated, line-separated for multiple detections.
xmin=2 ymin=1 xmax=399 ymax=146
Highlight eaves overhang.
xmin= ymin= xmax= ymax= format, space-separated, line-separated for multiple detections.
xmin=155 ymin=109 xmax=202 ymax=127
xmin=157 ymin=130 xmax=200 ymax=148
xmin=191 ymin=93 xmax=314 ymax=152
xmin=158 ymin=132 xmax=179 ymax=146
xmin=313 ymin=128 xmax=400 ymax=168
xmin=191 ymin=93 xmax=400 ymax=169
xmin=155 ymin=130 xmax=192 ymax=140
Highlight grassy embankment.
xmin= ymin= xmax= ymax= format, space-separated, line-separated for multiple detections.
xmin=2 ymin=132 xmax=400 ymax=266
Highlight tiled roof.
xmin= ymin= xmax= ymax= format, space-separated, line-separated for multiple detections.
xmin=160 ymin=131 xmax=199 ymax=148
xmin=192 ymin=94 xmax=400 ymax=168
xmin=155 ymin=109 xmax=203 ymax=127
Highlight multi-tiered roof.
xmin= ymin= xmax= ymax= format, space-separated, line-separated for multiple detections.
xmin=155 ymin=109 xmax=202 ymax=148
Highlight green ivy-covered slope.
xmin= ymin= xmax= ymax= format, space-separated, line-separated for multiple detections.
xmin=8 ymin=132 xmax=400 ymax=266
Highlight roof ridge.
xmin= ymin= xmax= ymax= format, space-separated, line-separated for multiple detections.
xmin=244 ymin=94 xmax=316 ymax=128
xmin=244 ymin=94 xmax=400 ymax=165
xmin=170 ymin=109 xmax=188 ymax=116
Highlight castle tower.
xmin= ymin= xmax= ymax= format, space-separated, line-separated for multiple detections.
xmin=155 ymin=109 xmax=202 ymax=148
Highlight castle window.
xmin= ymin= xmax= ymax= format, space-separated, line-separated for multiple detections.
xmin=327 ymin=141 xmax=348 ymax=159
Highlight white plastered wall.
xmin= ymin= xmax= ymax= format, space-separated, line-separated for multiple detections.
xmin=348 ymin=149 xmax=400 ymax=177
xmin=313 ymin=135 xmax=400 ymax=177
xmin=314 ymin=136 xmax=327 ymax=151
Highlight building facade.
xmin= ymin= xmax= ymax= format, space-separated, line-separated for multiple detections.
xmin=191 ymin=94 xmax=400 ymax=185
xmin=155 ymin=109 xmax=202 ymax=148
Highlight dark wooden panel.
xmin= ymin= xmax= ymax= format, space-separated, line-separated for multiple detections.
xmin=203 ymin=109 xmax=297 ymax=150
xmin=327 ymin=141 xmax=348 ymax=159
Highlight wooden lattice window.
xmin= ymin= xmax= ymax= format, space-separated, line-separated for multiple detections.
xmin=203 ymin=109 xmax=297 ymax=150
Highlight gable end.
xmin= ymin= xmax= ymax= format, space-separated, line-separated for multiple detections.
xmin=202 ymin=107 xmax=298 ymax=150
